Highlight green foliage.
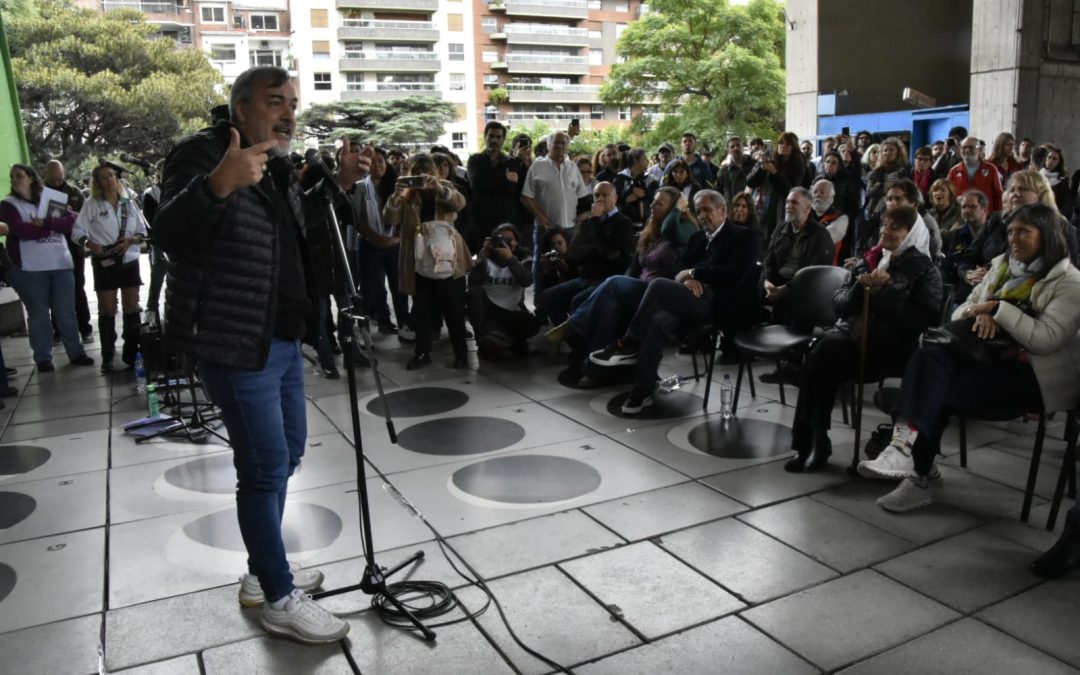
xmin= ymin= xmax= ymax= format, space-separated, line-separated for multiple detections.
xmin=487 ymin=87 xmax=508 ymax=105
xmin=297 ymin=97 xmax=458 ymax=147
xmin=0 ymin=0 xmax=37 ymax=20
xmin=7 ymin=1 xmax=224 ymax=169
xmin=495 ymin=120 xmax=640 ymax=158
xmin=601 ymin=0 xmax=786 ymax=147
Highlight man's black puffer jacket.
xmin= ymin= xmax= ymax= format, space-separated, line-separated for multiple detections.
xmin=155 ymin=120 xmax=310 ymax=370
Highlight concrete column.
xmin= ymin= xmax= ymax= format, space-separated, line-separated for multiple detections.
xmin=784 ymin=0 xmax=818 ymax=141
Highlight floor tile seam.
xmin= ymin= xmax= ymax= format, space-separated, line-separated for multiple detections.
xmin=0 ymin=463 xmax=112 ymax=488
xmin=729 ymin=614 xmax=825 ymax=674
xmin=0 ymin=610 xmax=105 ymax=639
xmin=869 ymin=559 xmax=1048 ymax=617
xmin=817 ymin=613 xmax=970 ymax=674
xmin=805 ymin=494 xmax=934 ymax=547
xmin=731 ymin=516 xmax=847 ymax=577
xmin=102 ymin=377 xmax=115 ymax=674
xmin=645 ymin=536 xmax=761 ymax=606
xmin=934 ymin=465 xmax=1054 ymax=516
xmin=806 ymin=491 xmax=991 ymax=548
xmin=0 ymin=522 xmax=108 ymax=548
xmin=966 ymin=614 xmax=1080 ymax=671
xmin=550 ymin=562 xmax=650 ymax=644
xmin=576 ymin=491 xmax=754 ymax=542
xmin=938 ymin=458 xmax=1067 ymax=501
xmin=595 ymin=428 xmax=703 ymax=480
xmin=105 ymin=448 xmax=233 ymax=471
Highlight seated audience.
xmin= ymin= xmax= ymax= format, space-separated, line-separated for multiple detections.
xmin=948 ymin=137 xmax=1004 ymax=212
xmin=535 ymin=226 xmax=573 ymax=291
xmin=662 ymin=159 xmax=703 ymax=207
xmin=787 ymin=205 xmax=942 ymax=472
xmin=865 ymin=137 xmax=911 ymax=217
xmin=810 ymin=179 xmax=849 ymax=263
xmin=762 ymin=187 xmax=835 ymax=315
xmin=942 ymin=190 xmax=990 ymax=294
xmin=859 ymin=203 xmax=1080 ymax=512
xmin=929 ymin=178 xmax=962 ymax=237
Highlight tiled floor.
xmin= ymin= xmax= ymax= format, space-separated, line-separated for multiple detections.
xmin=1 ymin=287 xmax=1079 ymax=674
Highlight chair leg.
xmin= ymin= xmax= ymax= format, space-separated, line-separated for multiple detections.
xmin=732 ymin=361 xmax=744 ymax=412
xmin=1047 ymin=412 xmax=1077 ymax=531
xmin=1021 ymin=415 xmax=1047 ymax=523
xmin=702 ymin=331 xmax=719 ymax=412
xmin=776 ymin=360 xmax=786 ymax=406
xmin=746 ymin=360 xmax=756 ymax=399
xmin=958 ymin=416 xmax=968 ymax=468
xmin=691 ymin=347 xmax=700 ymax=381
xmin=840 ymin=386 xmax=850 ymax=426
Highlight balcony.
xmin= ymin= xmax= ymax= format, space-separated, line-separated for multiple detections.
xmin=338 ymin=19 xmax=439 ymax=42
xmin=102 ymin=0 xmax=179 ymax=13
xmin=501 ymin=112 xmax=593 ymax=127
xmin=339 ymin=51 xmax=441 ymax=72
xmin=490 ymin=0 xmax=589 ymax=19
xmin=336 ymin=0 xmax=438 ymax=12
xmin=342 ymin=84 xmax=442 ymax=101
xmin=504 ymin=23 xmax=589 ymax=47
xmin=505 ymin=53 xmax=589 ymax=75
xmin=505 ymin=83 xmax=599 ymax=103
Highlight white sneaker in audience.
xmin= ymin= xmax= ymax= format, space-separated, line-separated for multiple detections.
xmin=858 ymin=424 xmax=927 ymax=479
xmin=239 ymin=562 xmax=324 ymax=607
xmin=260 ymin=589 xmax=350 ymax=644
xmin=877 ymin=476 xmax=932 ymax=512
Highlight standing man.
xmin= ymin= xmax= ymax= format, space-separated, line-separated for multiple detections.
xmin=467 ymin=121 xmax=523 ymax=245
xmin=947 ymin=137 xmax=1004 ymax=213
xmin=155 ymin=66 xmax=349 ymax=644
xmin=43 ymin=160 xmax=93 ymax=344
xmin=672 ymin=132 xmax=714 ymax=188
xmin=521 ymin=131 xmax=590 ymax=307
xmin=715 ymin=136 xmax=753 ymax=204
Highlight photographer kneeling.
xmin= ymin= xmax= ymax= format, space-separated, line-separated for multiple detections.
xmin=468 ymin=224 xmax=539 ymax=358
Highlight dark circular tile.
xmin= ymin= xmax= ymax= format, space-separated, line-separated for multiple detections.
xmin=0 ymin=562 xmax=14 ymax=604
xmin=451 ymin=455 xmax=601 ymax=504
xmin=397 ymin=416 xmax=526 ymax=455
xmin=366 ymin=387 xmax=469 ymax=418
xmin=163 ymin=454 xmax=236 ymax=494
xmin=557 ymin=367 xmax=632 ymax=389
xmin=687 ymin=418 xmax=791 ymax=459
xmin=183 ymin=503 xmax=342 ymax=553
xmin=0 ymin=445 xmax=51 ymax=475
xmin=0 ymin=492 xmax=36 ymax=528
xmin=606 ymin=390 xmax=702 ymax=419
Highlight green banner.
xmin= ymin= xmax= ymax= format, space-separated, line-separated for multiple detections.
xmin=0 ymin=11 xmax=29 ymax=197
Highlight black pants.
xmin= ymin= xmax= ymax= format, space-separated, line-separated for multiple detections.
xmin=63 ymin=238 xmax=91 ymax=336
xmin=358 ymin=241 xmax=409 ymax=328
xmin=468 ymin=288 xmax=540 ymax=352
xmin=624 ymin=278 xmax=714 ymax=394
xmin=412 ymin=275 xmax=467 ymax=358
xmin=898 ymin=344 xmax=1043 ymax=476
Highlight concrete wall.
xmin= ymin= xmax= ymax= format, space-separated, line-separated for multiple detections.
xmin=784 ymin=0 xmax=818 ymax=140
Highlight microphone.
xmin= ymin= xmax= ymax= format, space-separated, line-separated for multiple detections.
xmin=101 ymin=159 xmax=131 ymax=176
xmin=303 ymin=151 xmax=347 ymax=199
xmin=120 ymin=154 xmax=152 ymax=170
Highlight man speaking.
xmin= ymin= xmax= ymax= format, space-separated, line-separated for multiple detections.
xmin=155 ymin=66 xmax=349 ymax=644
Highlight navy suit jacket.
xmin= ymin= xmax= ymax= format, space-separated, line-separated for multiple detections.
xmin=683 ymin=221 xmax=761 ymax=329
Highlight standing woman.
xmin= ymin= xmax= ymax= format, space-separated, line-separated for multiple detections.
xmin=0 ymin=164 xmax=94 ymax=370
xmin=1039 ymin=144 xmax=1072 ymax=217
xmin=987 ymin=132 xmax=1022 ymax=185
xmin=746 ymin=132 xmax=806 ymax=242
xmin=73 ymin=165 xmax=147 ymax=373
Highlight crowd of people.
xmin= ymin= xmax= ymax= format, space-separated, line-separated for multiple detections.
xmin=4 ymin=74 xmax=1080 ymax=634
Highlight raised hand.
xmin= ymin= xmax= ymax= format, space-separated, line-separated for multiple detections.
xmin=208 ymin=128 xmax=280 ymax=198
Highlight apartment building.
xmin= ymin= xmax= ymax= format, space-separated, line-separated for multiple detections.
xmin=473 ymin=0 xmax=643 ymax=135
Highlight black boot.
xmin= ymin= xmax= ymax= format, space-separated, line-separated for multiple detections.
xmin=804 ymin=433 xmax=833 ymax=472
xmin=121 ymin=311 xmax=142 ymax=367
xmin=99 ymin=312 xmax=117 ymax=374
xmin=784 ymin=424 xmax=813 ymax=473
xmin=1031 ymin=510 xmax=1080 ymax=578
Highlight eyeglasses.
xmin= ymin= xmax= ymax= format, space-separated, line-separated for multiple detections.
xmin=960 ymin=146 xmax=979 ymax=153
xmin=915 ymin=156 xmax=931 ymax=162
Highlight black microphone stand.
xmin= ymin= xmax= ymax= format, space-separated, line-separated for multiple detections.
xmin=309 ymin=180 xmax=436 ymax=641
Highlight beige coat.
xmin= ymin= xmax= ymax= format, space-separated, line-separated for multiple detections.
xmin=955 ymin=254 xmax=1080 ymax=413
xmin=382 ymin=180 xmax=472 ymax=296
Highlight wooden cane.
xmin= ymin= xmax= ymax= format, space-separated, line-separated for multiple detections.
xmin=848 ymin=284 xmax=872 ymax=476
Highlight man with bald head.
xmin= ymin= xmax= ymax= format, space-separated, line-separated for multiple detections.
xmin=44 ymin=159 xmax=94 ymax=343
xmin=535 ymin=180 xmax=635 ymax=327
xmin=947 ymin=136 xmax=1003 ymax=212
xmin=521 ymin=131 xmax=591 ymax=311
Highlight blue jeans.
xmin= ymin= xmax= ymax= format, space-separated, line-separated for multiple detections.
xmin=199 ymin=338 xmax=307 ymax=603
xmin=569 ymin=275 xmax=647 ymax=350
xmin=11 ymin=267 xmax=85 ymax=364
xmin=536 ymin=277 xmax=598 ymax=326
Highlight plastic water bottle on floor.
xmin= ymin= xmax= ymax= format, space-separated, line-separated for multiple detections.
xmin=657 ymin=374 xmax=682 ymax=393
xmin=134 ymin=351 xmax=147 ymax=394
xmin=720 ymin=374 xmax=734 ymax=420
xmin=146 ymin=383 xmax=160 ymax=417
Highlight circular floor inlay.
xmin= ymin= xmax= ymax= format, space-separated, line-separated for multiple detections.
xmin=0 ymin=492 xmax=37 ymax=529
xmin=163 ymin=454 xmax=236 ymax=494
xmin=366 ymin=387 xmax=469 ymax=418
xmin=0 ymin=563 xmax=15 ymax=604
xmin=451 ymin=455 xmax=601 ymax=504
xmin=606 ymin=390 xmax=702 ymax=419
xmin=397 ymin=416 xmax=526 ymax=455
xmin=687 ymin=418 xmax=791 ymax=459
xmin=0 ymin=445 xmax=51 ymax=476
xmin=183 ymin=503 xmax=342 ymax=553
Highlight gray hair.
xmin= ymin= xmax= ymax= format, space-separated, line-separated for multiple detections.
xmin=229 ymin=66 xmax=291 ymax=121
xmin=961 ymin=189 xmax=989 ymax=210
xmin=812 ymin=179 xmax=835 ymax=198
xmin=788 ymin=186 xmax=812 ymax=202
xmin=694 ymin=189 xmax=726 ymax=209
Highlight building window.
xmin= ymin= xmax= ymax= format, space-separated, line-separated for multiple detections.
xmin=588 ymin=29 xmax=601 ymax=39
xmin=201 ymin=5 xmax=225 ymax=23
xmin=450 ymin=73 xmax=465 ymax=91
xmin=452 ymin=132 xmax=467 ymax=150
xmin=310 ymin=9 xmax=328 ymax=28
xmin=447 ymin=13 xmax=464 ymax=31
xmin=312 ymin=40 xmax=330 ymax=54
xmin=615 ymin=23 xmax=627 ymax=39
xmin=619 ymin=106 xmax=631 ymax=120
xmin=249 ymin=49 xmax=283 ymax=67
xmin=314 ymin=72 xmax=332 ymax=90
xmin=449 ymin=43 xmax=465 ymax=61
xmin=589 ymin=48 xmax=603 ymax=65
xmin=483 ymin=73 xmax=499 ymax=87
xmin=615 ymin=1 xmax=628 ymax=11
xmin=346 ymin=73 xmax=365 ymax=91
xmin=250 ymin=14 xmax=279 ymax=31
xmin=591 ymin=104 xmax=604 ymax=119
xmin=208 ymin=43 xmax=236 ymax=61
xmin=588 ymin=0 xmax=601 ymax=9
xmin=481 ymin=16 xmax=498 ymax=33
xmin=482 ymin=50 xmax=498 ymax=63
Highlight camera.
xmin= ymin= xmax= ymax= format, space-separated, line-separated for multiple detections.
xmin=542 ymin=250 xmax=562 ymax=261
xmin=397 ymin=175 xmax=425 ymax=189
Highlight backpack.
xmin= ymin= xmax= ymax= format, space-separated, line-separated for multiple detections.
xmin=414 ymin=220 xmax=458 ymax=280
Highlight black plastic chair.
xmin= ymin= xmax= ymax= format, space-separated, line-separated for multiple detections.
xmin=730 ymin=265 xmax=850 ymax=411
xmin=1047 ymin=411 xmax=1079 ymax=530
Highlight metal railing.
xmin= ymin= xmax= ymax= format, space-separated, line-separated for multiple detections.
xmin=504 ymin=23 xmax=588 ymax=37
xmin=103 ymin=0 xmax=179 ymax=12
xmin=505 ymin=54 xmax=588 ymax=64
xmin=342 ymin=51 xmax=439 ymax=60
xmin=341 ymin=19 xmax=435 ymax=30
xmin=347 ymin=83 xmax=438 ymax=92
xmin=507 ymin=0 xmax=588 ymax=7
xmin=504 ymin=111 xmax=589 ymax=121
xmin=505 ymin=83 xmax=599 ymax=93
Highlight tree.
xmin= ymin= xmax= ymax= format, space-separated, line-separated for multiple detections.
xmin=297 ymin=97 xmax=458 ymax=147
xmin=601 ymin=0 xmax=786 ymax=146
xmin=7 ymin=0 xmax=224 ymax=168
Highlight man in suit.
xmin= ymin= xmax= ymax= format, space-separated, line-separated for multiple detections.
xmin=589 ymin=190 xmax=760 ymax=414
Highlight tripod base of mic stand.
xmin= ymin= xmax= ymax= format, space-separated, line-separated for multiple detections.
xmin=313 ymin=549 xmax=436 ymax=641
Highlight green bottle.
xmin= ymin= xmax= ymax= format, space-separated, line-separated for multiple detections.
xmin=147 ymin=383 xmax=160 ymax=417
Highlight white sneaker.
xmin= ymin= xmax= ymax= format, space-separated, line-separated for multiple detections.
xmin=858 ymin=445 xmax=916 ymax=480
xmin=877 ymin=477 xmax=932 ymax=512
xmin=239 ymin=562 xmax=324 ymax=607
xmin=398 ymin=325 xmax=416 ymax=342
xmin=260 ymin=589 xmax=350 ymax=645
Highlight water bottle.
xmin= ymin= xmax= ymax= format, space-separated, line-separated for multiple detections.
xmin=657 ymin=374 xmax=682 ymax=393
xmin=146 ymin=383 xmax=160 ymax=417
xmin=720 ymin=374 xmax=735 ymax=420
xmin=134 ymin=351 xmax=147 ymax=394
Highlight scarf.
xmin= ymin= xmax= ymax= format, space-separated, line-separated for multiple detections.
xmin=988 ymin=256 xmax=1043 ymax=303
xmin=1040 ymin=168 xmax=1064 ymax=187
xmin=877 ymin=212 xmax=931 ymax=271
